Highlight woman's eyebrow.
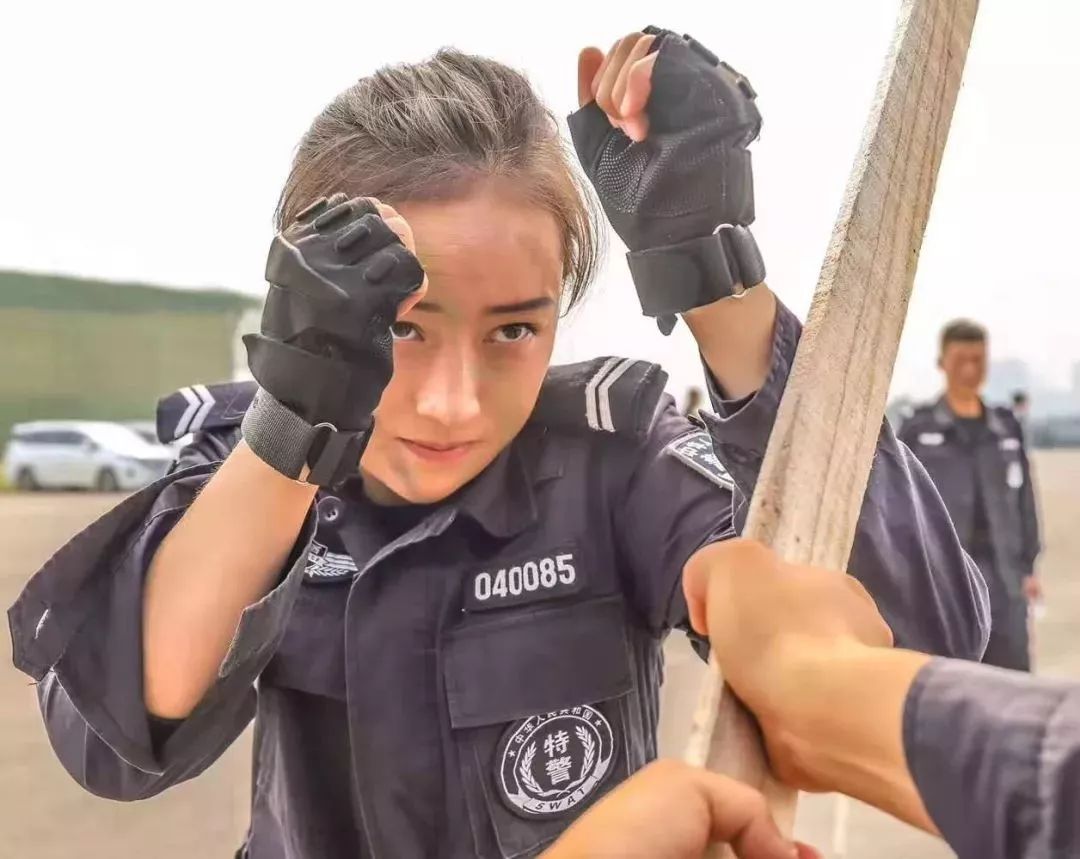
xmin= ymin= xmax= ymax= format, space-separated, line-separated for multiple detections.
xmin=413 ymin=297 xmax=556 ymax=315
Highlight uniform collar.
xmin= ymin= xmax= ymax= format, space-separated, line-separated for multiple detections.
xmin=339 ymin=431 xmax=562 ymax=544
xmin=455 ymin=429 xmax=562 ymax=539
xmin=932 ymin=395 xmax=1010 ymax=437
xmin=931 ymin=396 xmax=955 ymax=427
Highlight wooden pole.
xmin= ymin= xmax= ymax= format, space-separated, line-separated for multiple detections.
xmin=683 ymin=0 xmax=980 ymax=846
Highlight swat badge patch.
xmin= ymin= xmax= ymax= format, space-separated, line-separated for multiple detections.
xmin=497 ymin=706 xmax=615 ymax=818
xmin=666 ymin=430 xmax=733 ymax=489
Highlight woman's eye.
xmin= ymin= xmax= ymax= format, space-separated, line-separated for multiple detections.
xmin=390 ymin=322 xmax=421 ymax=342
xmin=491 ymin=323 xmax=537 ymax=344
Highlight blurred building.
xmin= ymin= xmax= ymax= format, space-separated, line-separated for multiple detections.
xmin=0 ymin=270 xmax=257 ymax=445
xmin=985 ymin=358 xmax=1033 ymax=405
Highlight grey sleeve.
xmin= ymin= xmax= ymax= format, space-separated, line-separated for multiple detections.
xmin=7 ymin=431 xmax=316 ymax=800
xmin=701 ymin=300 xmax=991 ymax=660
xmin=614 ymin=400 xmax=736 ymax=635
xmin=905 ymin=658 xmax=1080 ymax=859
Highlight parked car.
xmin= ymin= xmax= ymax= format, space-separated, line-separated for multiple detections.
xmin=3 ymin=421 xmax=176 ymax=492
xmin=123 ymin=419 xmax=191 ymax=458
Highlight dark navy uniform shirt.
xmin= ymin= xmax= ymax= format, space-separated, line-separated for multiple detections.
xmin=906 ymin=658 xmax=1080 ymax=859
xmin=899 ymin=398 xmax=1041 ymax=602
xmin=9 ymin=302 xmax=990 ymax=859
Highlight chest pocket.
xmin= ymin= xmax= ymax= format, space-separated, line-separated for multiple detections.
xmin=911 ymin=437 xmax=967 ymax=500
xmin=912 ymin=434 xmax=956 ymax=466
xmin=260 ymin=582 xmax=347 ymax=700
xmin=443 ymin=595 xmax=640 ymax=859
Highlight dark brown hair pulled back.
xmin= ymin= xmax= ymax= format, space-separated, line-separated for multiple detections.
xmin=277 ymin=48 xmax=605 ymax=309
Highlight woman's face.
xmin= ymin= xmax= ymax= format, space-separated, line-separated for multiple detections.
xmin=359 ymin=184 xmax=564 ymax=504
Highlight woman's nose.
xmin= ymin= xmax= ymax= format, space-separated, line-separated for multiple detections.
xmin=415 ymin=346 xmax=482 ymax=425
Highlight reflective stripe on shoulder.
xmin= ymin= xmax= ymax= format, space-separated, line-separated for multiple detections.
xmin=585 ymin=358 xmax=636 ymax=432
xmin=174 ymin=385 xmax=217 ymax=438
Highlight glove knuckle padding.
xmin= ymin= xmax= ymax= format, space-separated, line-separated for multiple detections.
xmin=569 ymin=29 xmax=761 ymax=251
xmin=336 ymin=212 xmax=399 ymax=261
xmin=251 ymin=200 xmax=424 ymax=429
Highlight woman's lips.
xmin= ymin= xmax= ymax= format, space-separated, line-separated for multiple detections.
xmin=399 ymin=438 xmax=478 ymax=464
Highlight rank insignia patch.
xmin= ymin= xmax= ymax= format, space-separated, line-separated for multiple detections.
xmin=496 ymin=705 xmax=615 ymax=818
xmin=304 ymin=540 xmax=358 ymax=581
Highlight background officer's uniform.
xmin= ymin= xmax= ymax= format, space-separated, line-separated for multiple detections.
xmin=10 ymin=302 xmax=990 ymax=859
xmin=900 ymin=399 xmax=1041 ymax=671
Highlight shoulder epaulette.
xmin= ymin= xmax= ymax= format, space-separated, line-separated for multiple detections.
xmin=902 ymin=403 xmax=936 ymax=423
xmin=157 ymin=362 xmax=668 ymax=444
xmin=529 ymin=357 xmax=668 ymax=440
xmin=156 ymin=380 xmax=257 ymax=442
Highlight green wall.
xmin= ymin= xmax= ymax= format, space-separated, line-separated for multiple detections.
xmin=0 ymin=271 xmax=257 ymax=445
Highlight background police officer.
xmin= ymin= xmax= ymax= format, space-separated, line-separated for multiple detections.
xmin=1011 ymin=389 xmax=1031 ymax=436
xmin=900 ymin=320 xmax=1042 ymax=671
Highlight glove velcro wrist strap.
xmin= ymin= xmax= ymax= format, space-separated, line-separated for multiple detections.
xmin=627 ymin=225 xmax=766 ymax=334
xmin=241 ymin=388 xmax=367 ymax=488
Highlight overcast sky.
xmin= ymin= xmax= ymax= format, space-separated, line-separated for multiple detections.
xmin=3 ymin=0 xmax=1077 ymax=402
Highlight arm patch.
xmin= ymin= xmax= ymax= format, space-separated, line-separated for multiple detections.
xmin=665 ymin=429 xmax=733 ymax=489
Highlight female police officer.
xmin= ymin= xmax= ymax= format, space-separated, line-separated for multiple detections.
xmin=9 ymin=29 xmax=989 ymax=859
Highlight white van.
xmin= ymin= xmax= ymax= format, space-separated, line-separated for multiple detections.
xmin=3 ymin=421 xmax=176 ymax=492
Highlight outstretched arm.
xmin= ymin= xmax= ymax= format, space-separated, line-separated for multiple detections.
xmin=686 ymin=539 xmax=1080 ymax=859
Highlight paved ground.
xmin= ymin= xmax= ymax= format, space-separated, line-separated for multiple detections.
xmin=2 ymin=451 xmax=1077 ymax=857
xmin=0 ymin=493 xmax=250 ymax=858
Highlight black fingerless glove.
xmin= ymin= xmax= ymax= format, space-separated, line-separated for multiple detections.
xmin=241 ymin=194 xmax=424 ymax=486
xmin=569 ymin=27 xmax=766 ymax=333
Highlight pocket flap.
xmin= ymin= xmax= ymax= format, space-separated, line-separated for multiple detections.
xmin=259 ymin=586 xmax=346 ymax=700
xmin=443 ymin=596 xmax=633 ymax=729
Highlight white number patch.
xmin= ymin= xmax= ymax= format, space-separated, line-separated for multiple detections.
xmin=467 ymin=549 xmax=581 ymax=611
